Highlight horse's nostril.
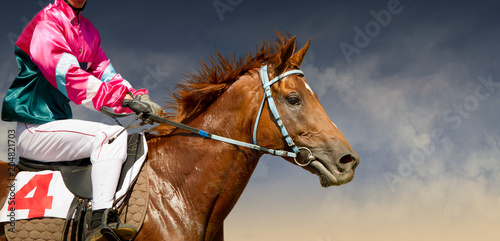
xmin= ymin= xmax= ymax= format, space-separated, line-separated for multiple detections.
xmin=339 ymin=155 xmax=354 ymax=164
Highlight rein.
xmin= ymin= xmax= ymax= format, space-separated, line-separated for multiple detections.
xmin=103 ymin=65 xmax=314 ymax=166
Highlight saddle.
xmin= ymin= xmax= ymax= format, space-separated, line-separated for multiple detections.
xmin=4 ymin=133 xmax=149 ymax=241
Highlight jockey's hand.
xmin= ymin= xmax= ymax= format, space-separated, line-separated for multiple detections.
xmin=137 ymin=94 xmax=161 ymax=114
xmin=122 ymin=95 xmax=161 ymax=117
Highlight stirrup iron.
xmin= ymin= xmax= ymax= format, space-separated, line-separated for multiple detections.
xmin=100 ymin=209 xmax=124 ymax=241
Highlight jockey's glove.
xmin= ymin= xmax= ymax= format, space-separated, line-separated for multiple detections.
xmin=122 ymin=94 xmax=161 ymax=117
xmin=137 ymin=94 xmax=162 ymax=114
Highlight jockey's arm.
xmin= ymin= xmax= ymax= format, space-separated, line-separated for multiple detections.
xmin=30 ymin=20 xmax=148 ymax=114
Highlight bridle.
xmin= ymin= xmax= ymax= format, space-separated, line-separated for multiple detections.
xmin=253 ymin=65 xmax=315 ymax=166
xmin=104 ymin=65 xmax=315 ymax=167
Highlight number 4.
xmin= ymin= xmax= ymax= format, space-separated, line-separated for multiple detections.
xmin=9 ymin=173 xmax=54 ymax=218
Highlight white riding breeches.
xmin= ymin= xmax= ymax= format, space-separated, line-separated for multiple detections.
xmin=16 ymin=119 xmax=128 ymax=210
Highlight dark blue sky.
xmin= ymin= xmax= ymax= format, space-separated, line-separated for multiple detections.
xmin=1 ymin=1 xmax=500 ymax=240
xmin=2 ymin=1 xmax=499 ymax=82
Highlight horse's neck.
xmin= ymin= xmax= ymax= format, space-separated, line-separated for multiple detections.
xmin=145 ymin=73 xmax=264 ymax=239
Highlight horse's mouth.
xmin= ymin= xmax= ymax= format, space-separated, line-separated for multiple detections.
xmin=309 ymin=156 xmax=357 ymax=187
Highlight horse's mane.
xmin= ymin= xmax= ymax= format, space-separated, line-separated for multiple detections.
xmin=152 ymin=31 xmax=295 ymax=136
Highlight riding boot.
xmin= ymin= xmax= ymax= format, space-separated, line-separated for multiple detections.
xmin=85 ymin=209 xmax=138 ymax=241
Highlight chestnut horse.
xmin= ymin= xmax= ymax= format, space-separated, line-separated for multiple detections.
xmin=0 ymin=32 xmax=359 ymax=240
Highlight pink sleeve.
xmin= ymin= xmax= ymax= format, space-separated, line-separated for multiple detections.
xmin=88 ymin=46 xmax=148 ymax=96
xmin=30 ymin=21 xmax=147 ymax=113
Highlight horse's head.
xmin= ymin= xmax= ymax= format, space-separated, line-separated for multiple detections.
xmin=255 ymin=36 xmax=360 ymax=187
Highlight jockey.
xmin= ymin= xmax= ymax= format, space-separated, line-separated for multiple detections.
xmin=1 ymin=0 xmax=160 ymax=240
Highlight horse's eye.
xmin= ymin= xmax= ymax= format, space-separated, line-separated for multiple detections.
xmin=287 ymin=95 xmax=301 ymax=105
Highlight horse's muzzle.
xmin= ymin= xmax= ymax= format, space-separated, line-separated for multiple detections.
xmin=308 ymin=151 xmax=360 ymax=187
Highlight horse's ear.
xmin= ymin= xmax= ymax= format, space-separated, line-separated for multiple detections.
xmin=275 ymin=36 xmax=297 ymax=73
xmin=291 ymin=38 xmax=311 ymax=67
